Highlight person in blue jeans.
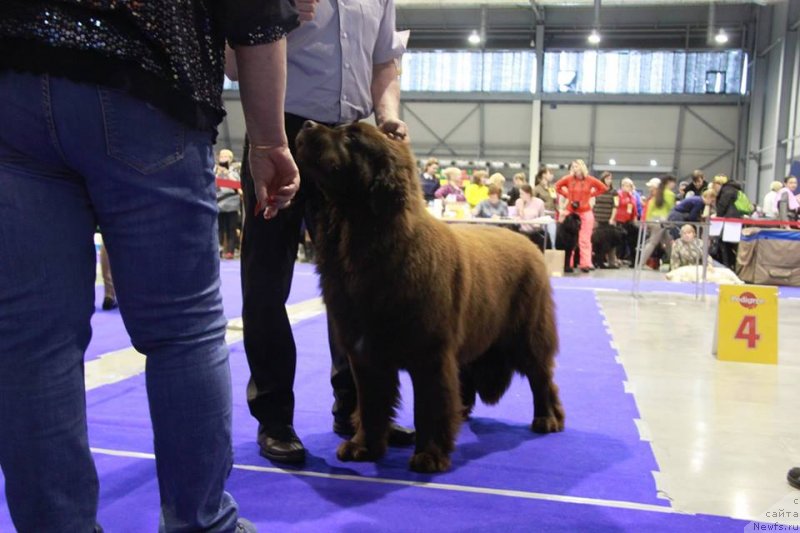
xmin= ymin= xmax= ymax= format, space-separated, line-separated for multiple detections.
xmin=0 ymin=2 xmax=303 ymax=532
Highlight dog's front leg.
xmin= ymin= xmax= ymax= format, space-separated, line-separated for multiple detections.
xmin=336 ymin=356 xmax=397 ymax=463
xmin=407 ymin=353 xmax=462 ymax=473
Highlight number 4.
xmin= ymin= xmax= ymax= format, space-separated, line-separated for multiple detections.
xmin=735 ymin=316 xmax=760 ymax=349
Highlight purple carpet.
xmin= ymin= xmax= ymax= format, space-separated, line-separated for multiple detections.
xmin=1 ymin=263 xmax=755 ymax=531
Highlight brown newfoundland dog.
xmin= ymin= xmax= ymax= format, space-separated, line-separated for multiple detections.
xmin=295 ymin=121 xmax=563 ymax=473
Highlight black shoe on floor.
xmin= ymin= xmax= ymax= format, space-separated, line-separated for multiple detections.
xmin=789 ymin=467 xmax=800 ymax=490
xmin=257 ymin=425 xmax=306 ymax=464
xmin=580 ymin=267 xmax=591 ymax=273
xmin=102 ymin=297 xmax=118 ymax=310
xmin=333 ymin=419 xmax=416 ymax=447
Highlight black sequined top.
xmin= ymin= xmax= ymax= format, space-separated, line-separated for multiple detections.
xmin=0 ymin=1 xmax=299 ymax=133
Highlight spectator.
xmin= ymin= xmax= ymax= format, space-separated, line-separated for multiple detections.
xmin=555 ymin=159 xmax=608 ymax=272
xmin=419 ymin=158 xmax=440 ymax=202
xmin=435 ymin=166 xmax=466 ymax=202
xmin=99 ymin=242 xmax=118 ymax=311
xmin=474 ymin=185 xmax=509 ymax=219
xmin=216 ymin=149 xmax=242 ymax=260
xmin=775 ymin=175 xmax=799 ymax=221
xmin=684 ymin=169 xmax=708 ymax=198
xmin=712 ymin=174 xmax=745 ymax=269
xmin=761 ymin=180 xmax=784 ymax=218
xmin=677 ymin=180 xmax=690 ymax=200
xmin=669 ymin=188 xmax=716 ymax=223
xmin=488 ymin=172 xmax=509 ymax=202
xmin=533 ymin=166 xmax=557 ymax=212
xmin=229 ymin=0 xmax=415 ymax=465
xmin=612 ymin=178 xmax=639 ymax=263
xmin=641 ymin=175 xmax=678 ymax=270
xmin=507 ymin=172 xmax=528 ymax=207
xmin=640 ymin=177 xmax=661 ymax=221
xmin=464 ymin=170 xmax=489 ymax=207
xmin=0 ymin=1 xmax=301 ymax=531
xmin=670 ymin=224 xmax=704 ymax=270
xmin=515 ymin=184 xmax=547 ymax=249
xmin=593 ymin=171 xmax=616 ymax=226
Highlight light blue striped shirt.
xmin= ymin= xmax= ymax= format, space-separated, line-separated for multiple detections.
xmin=285 ymin=0 xmax=405 ymax=124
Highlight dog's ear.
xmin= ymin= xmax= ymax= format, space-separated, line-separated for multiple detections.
xmin=368 ymin=165 xmax=404 ymax=215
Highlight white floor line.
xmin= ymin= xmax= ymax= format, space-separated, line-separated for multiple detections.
xmin=89 ymin=447 xmax=687 ymax=516
xmin=84 ymin=298 xmax=326 ymax=391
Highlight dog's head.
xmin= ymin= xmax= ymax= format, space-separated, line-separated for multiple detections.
xmin=295 ymin=121 xmax=419 ymax=215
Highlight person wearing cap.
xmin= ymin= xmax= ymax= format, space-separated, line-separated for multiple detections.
xmin=641 ymin=177 xmax=661 ymax=221
xmin=554 ymin=159 xmax=608 ymax=272
xmin=640 ymin=175 xmax=677 ymax=269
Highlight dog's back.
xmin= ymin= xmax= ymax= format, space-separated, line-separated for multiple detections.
xmin=445 ymin=224 xmax=556 ymax=363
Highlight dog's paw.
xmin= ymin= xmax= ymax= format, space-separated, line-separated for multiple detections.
xmin=409 ymin=451 xmax=451 ymax=473
xmin=531 ymin=416 xmax=564 ymax=433
xmin=337 ymin=440 xmax=381 ymax=462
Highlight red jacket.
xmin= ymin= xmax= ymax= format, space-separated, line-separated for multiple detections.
xmin=555 ymin=175 xmax=608 ymax=213
xmin=615 ymin=190 xmax=637 ymax=223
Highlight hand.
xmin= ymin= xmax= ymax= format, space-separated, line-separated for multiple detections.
xmin=296 ymin=0 xmax=319 ymax=23
xmin=378 ymin=118 xmax=409 ymax=143
xmin=610 ymin=219 xmax=616 ymax=226
xmin=248 ymin=144 xmax=300 ymax=220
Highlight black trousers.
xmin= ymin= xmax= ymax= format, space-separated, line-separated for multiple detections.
xmin=218 ymin=210 xmax=239 ymax=255
xmin=240 ymin=113 xmax=355 ymax=433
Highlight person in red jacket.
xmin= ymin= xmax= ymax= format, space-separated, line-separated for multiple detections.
xmin=555 ymin=159 xmax=608 ymax=272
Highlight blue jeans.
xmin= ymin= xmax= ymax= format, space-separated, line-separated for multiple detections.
xmin=0 ymin=71 xmax=240 ymax=532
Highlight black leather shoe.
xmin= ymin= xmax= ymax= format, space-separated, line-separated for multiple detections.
xmin=257 ymin=425 xmax=305 ymax=464
xmin=789 ymin=467 xmax=800 ymax=490
xmin=333 ymin=420 xmax=416 ymax=447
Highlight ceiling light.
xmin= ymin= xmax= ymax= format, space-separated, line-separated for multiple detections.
xmin=468 ymin=30 xmax=481 ymax=45
xmin=588 ymin=29 xmax=601 ymax=45
xmin=715 ymin=29 xmax=729 ymax=45
xmin=609 ymin=159 xmax=617 ymax=166
xmin=650 ymin=159 xmax=658 ymax=167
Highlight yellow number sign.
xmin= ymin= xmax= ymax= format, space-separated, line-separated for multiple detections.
xmin=714 ymin=285 xmax=778 ymax=365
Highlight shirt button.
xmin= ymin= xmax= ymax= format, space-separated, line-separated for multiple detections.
xmin=343 ymin=32 xmax=348 ymax=39
xmin=345 ymin=63 xmax=351 ymax=69
xmin=342 ymin=95 xmax=348 ymax=102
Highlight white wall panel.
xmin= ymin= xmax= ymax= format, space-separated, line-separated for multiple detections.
xmin=218 ymin=95 xmax=741 ymax=182
xmin=483 ymin=103 xmax=533 ymax=157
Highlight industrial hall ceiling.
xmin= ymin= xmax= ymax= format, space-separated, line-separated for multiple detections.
xmin=395 ymin=0 xmax=764 ymax=50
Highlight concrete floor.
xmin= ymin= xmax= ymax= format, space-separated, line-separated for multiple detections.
xmin=594 ymin=273 xmax=800 ymax=523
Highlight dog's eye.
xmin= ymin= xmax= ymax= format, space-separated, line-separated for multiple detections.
xmin=344 ymin=133 xmax=358 ymax=144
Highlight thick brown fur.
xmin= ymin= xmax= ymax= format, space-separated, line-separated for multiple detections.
xmin=295 ymin=121 xmax=564 ymax=473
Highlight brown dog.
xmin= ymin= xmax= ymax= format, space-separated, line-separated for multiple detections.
xmin=295 ymin=121 xmax=564 ymax=473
